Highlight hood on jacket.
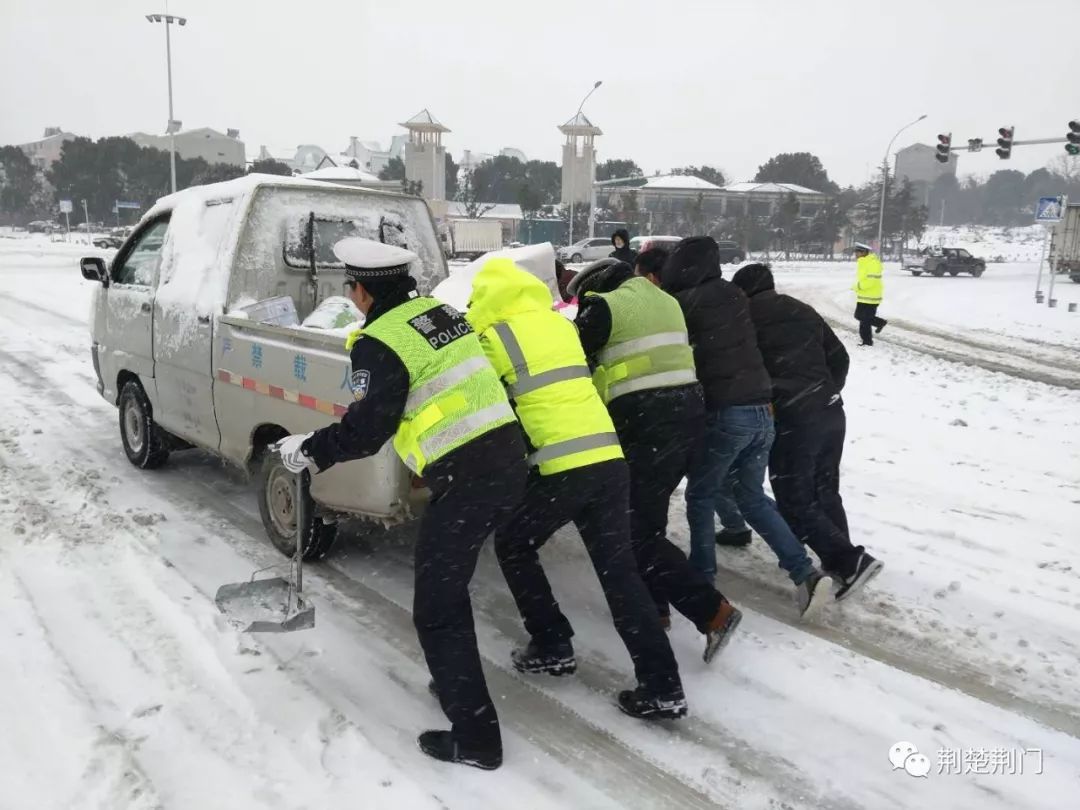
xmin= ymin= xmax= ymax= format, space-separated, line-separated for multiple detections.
xmin=661 ymin=235 xmax=722 ymax=294
xmin=611 ymin=228 xmax=631 ymax=249
xmin=466 ymin=257 xmax=554 ymax=334
xmin=730 ymin=263 xmax=775 ymax=297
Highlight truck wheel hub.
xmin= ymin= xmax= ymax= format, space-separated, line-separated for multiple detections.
xmin=267 ymin=467 xmax=297 ymax=536
xmin=123 ymin=402 xmax=144 ymax=453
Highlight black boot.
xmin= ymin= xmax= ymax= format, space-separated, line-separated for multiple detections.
xmin=715 ymin=528 xmax=751 ymax=547
xmin=875 ymin=319 xmax=888 ymax=334
xmin=417 ymin=730 xmax=502 ymax=770
xmin=511 ymin=638 xmax=577 ymax=676
xmin=617 ymin=685 xmax=688 ymax=720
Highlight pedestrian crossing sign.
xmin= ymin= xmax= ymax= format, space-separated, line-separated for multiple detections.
xmin=1035 ymin=196 xmax=1064 ymax=223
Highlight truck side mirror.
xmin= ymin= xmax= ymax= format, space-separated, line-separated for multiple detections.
xmin=81 ymin=256 xmax=108 ymax=285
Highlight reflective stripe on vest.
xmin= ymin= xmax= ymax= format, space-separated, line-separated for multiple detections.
xmin=404 ymin=399 xmax=516 ymax=472
xmin=405 ymin=354 xmax=492 ymax=413
xmin=597 ymin=331 xmax=689 ymax=365
xmin=607 ymin=368 xmax=697 ymax=401
xmin=493 ymin=322 xmax=591 ymax=398
xmin=527 ymin=431 xmax=620 ymax=467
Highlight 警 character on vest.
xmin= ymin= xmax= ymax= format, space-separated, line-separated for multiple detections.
xmin=851 ymin=242 xmax=887 ymax=346
xmin=572 ymin=256 xmax=744 ymax=658
xmin=279 ymin=237 xmax=527 ymax=770
xmin=466 ymin=256 xmax=687 ymax=720
xmin=731 ymin=263 xmax=884 ymax=601
xmin=661 ymin=237 xmax=833 ymax=616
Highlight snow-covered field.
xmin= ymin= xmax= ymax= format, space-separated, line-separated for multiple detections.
xmin=1 ymin=236 xmax=1078 ymax=809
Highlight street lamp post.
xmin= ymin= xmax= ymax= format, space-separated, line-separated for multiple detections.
xmin=567 ymin=80 xmax=602 ymax=247
xmin=876 ymin=114 xmax=926 ymax=259
xmin=146 ymin=10 xmax=188 ymax=194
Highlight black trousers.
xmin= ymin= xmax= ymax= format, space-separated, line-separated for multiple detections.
xmin=413 ymin=458 xmax=528 ymax=750
xmin=494 ymin=459 xmax=682 ymax=695
xmin=769 ymin=404 xmax=863 ymax=577
xmin=617 ymin=401 xmax=724 ymax=632
xmin=854 ymin=302 xmax=886 ymax=345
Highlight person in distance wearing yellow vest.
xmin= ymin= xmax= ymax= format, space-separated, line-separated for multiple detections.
xmin=852 ymin=242 xmax=887 ymax=346
xmin=277 ymin=237 xmax=527 ymax=770
xmin=467 ymin=257 xmax=687 ymax=720
xmin=570 ymin=256 xmax=742 ymax=662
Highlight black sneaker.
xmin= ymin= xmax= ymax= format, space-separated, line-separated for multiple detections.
xmin=511 ymin=638 xmax=577 ymax=676
xmin=715 ymin=528 xmax=752 ymax=547
xmin=834 ymin=553 xmax=884 ymax=601
xmin=617 ymin=686 xmax=688 ymax=720
xmin=796 ymin=571 xmax=834 ymax=618
xmin=417 ymin=730 xmax=502 ymax=770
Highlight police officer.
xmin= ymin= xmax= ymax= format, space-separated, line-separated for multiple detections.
xmin=278 ymin=237 xmax=527 ymax=770
xmin=466 ymin=257 xmax=686 ymax=720
xmin=571 ymin=258 xmax=743 ymax=658
xmin=852 ymin=242 xmax=887 ymax=346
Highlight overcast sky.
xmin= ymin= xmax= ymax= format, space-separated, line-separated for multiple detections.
xmin=3 ymin=0 xmax=1078 ymax=187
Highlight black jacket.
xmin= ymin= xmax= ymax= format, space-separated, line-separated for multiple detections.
xmin=303 ymin=293 xmax=524 ymax=487
xmin=744 ymin=290 xmax=849 ymax=418
xmin=661 ymin=249 xmax=771 ymax=410
xmin=609 ymin=228 xmax=637 ymax=265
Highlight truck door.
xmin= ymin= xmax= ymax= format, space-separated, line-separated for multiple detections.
xmin=101 ymin=217 xmax=170 ymax=396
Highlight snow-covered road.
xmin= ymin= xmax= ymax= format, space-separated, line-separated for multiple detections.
xmin=1 ymin=240 xmax=1078 ymax=809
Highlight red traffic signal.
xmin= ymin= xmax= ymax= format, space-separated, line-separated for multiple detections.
xmin=935 ymin=133 xmax=952 ymax=163
xmin=995 ymin=126 xmax=1014 ymax=159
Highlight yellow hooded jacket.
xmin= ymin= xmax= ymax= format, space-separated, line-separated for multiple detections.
xmin=466 ymin=258 xmax=623 ymax=475
xmin=854 ymin=253 xmax=884 ymax=305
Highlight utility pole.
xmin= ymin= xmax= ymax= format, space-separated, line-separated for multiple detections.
xmin=146 ymin=8 xmax=188 ymax=194
xmin=82 ymin=199 xmax=91 ymax=245
xmin=939 ymin=199 xmax=946 ymax=227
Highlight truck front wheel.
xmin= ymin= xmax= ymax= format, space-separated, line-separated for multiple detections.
xmin=911 ymin=270 xmax=923 ymax=276
xmin=971 ymin=266 xmax=984 ymax=278
xmin=932 ymin=263 xmax=947 ymax=277
xmin=118 ymin=380 xmax=170 ymax=469
xmin=258 ymin=453 xmax=337 ymax=560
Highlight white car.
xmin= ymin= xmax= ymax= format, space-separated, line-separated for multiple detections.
xmin=629 ymin=235 xmax=682 ymax=253
xmin=557 ymin=237 xmax=612 ymax=263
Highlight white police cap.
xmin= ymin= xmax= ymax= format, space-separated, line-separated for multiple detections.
xmin=333 ymin=237 xmax=418 ymax=280
xmin=853 ymin=242 xmax=872 ymax=252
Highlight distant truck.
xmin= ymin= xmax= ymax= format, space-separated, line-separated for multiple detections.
xmin=1048 ymin=202 xmax=1080 ymax=284
xmin=907 ymin=247 xmax=986 ymax=278
xmin=79 ymin=175 xmax=447 ymax=559
xmin=446 ymin=218 xmax=502 ymax=260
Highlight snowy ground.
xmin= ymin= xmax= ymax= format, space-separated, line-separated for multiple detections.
xmin=1 ymin=237 xmax=1078 ymax=809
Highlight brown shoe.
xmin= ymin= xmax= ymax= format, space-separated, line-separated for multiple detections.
xmin=703 ymin=600 xmax=742 ymax=664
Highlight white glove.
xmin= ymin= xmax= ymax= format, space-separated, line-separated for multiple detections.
xmin=278 ymin=433 xmax=316 ymax=474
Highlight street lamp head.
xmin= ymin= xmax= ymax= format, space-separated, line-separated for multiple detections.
xmin=917 ymin=114 xmax=927 ymax=121
xmin=593 ymin=80 xmax=603 ymax=88
xmin=177 ymin=16 xmax=187 ymax=25
xmin=146 ymin=14 xmax=160 ymax=22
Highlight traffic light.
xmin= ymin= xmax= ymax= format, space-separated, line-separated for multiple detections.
xmin=967 ymin=138 xmax=983 ymax=153
xmin=1067 ymin=120 xmax=1080 ymax=156
xmin=935 ymin=133 xmax=952 ymax=163
xmin=995 ymin=126 xmax=1014 ymax=159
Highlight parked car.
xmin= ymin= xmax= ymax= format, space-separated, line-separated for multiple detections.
xmin=28 ymin=220 xmax=59 ymax=233
xmin=557 ymin=237 xmax=613 ymax=263
xmin=629 ymin=235 xmax=681 ymax=254
xmin=715 ymin=240 xmax=746 ymax=264
xmin=911 ymin=247 xmax=986 ymax=278
xmin=93 ymin=234 xmax=126 ymax=249
xmin=78 ymin=175 xmax=447 ymax=558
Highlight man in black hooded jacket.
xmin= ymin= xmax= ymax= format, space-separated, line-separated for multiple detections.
xmin=661 ymin=238 xmax=832 ymax=616
xmin=609 ymin=228 xmax=637 ymax=265
xmin=730 ymin=263 xmax=884 ymax=601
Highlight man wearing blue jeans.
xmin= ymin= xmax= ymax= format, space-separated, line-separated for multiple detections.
xmin=662 ymin=237 xmax=832 ymax=617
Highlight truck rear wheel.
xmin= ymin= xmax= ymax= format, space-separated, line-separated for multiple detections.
xmin=118 ymin=380 xmax=170 ymax=469
xmin=911 ymin=270 xmax=923 ymax=276
xmin=932 ymin=263 xmax=947 ymax=277
xmin=971 ymin=267 xmax=984 ymax=278
xmin=257 ymin=452 xmax=337 ymax=560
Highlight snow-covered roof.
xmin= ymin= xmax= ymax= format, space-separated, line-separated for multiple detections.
xmin=400 ymin=109 xmax=450 ymax=132
xmin=301 ymin=166 xmax=382 ymax=183
xmin=721 ymin=182 xmax=824 ymax=196
xmin=558 ymin=113 xmax=602 ymax=135
xmin=641 ymin=174 xmax=723 ymax=191
xmin=444 ymin=202 xmax=524 ymax=221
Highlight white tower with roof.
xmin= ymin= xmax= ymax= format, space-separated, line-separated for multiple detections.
xmin=400 ymin=109 xmax=449 ymax=201
xmin=559 ymin=112 xmax=602 ymax=206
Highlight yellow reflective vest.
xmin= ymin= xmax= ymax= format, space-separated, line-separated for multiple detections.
xmin=354 ymin=296 xmax=516 ymax=474
xmin=854 ymin=253 xmax=884 ymax=304
xmin=587 ymin=276 xmax=697 ymax=403
xmin=467 ymin=258 xmax=623 ymax=475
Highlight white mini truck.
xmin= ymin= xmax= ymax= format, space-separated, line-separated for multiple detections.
xmin=80 ymin=175 xmax=448 ymax=558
